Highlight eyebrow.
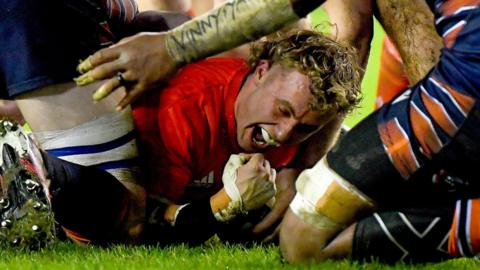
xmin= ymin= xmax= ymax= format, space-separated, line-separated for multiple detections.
xmin=279 ymin=98 xmax=327 ymax=131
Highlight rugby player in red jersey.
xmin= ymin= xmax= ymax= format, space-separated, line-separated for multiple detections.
xmin=134 ymin=29 xmax=361 ymax=244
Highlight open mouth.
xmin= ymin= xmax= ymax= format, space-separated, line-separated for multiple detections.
xmin=252 ymin=126 xmax=280 ymax=149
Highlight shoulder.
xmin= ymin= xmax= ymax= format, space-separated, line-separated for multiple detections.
xmin=152 ymin=58 xmax=248 ymax=117
xmin=170 ymin=58 xmax=248 ymax=86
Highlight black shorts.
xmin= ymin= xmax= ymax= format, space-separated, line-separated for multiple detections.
xmin=327 ymin=109 xmax=480 ymax=209
xmin=353 ymin=207 xmax=454 ymax=263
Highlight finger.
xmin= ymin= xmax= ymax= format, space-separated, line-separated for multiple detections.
xmin=93 ymin=70 xmax=134 ymax=102
xmin=248 ymin=153 xmax=265 ymax=165
xmin=89 ymin=61 xmax=125 ymax=81
xmin=238 ymin=153 xmax=254 ymax=163
xmin=246 ymin=153 xmax=266 ymax=173
xmin=269 ymin=168 xmax=277 ymax=184
xmin=115 ymin=83 xmax=143 ymax=111
xmin=264 ymin=161 xmax=277 ymax=185
xmin=263 ymin=159 xmax=271 ymax=173
xmin=261 ymin=224 xmax=281 ymax=243
xmin=252 ymin=207 xmax=284 ymax=234
xmin=97 ymin=85 xmax=127 ymax=105
xmin=252 ymin=197 xmax=288 ymax=234
xmin=74 ymin=60 xmax=124 ymax=86
xmin=91 ymin=77 xmax=122 ymax=102
xmin=116 ymin=33 xmax=138 ymax=45
xmin=77 ymin=47 xmax=121 ymax=74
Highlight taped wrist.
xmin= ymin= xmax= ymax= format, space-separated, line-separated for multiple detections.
xmin=165 ymin=0 xmax=299 ymax=65
xmin=211 ymin=155 xmax=248 ymax=222
xmin=210 ymin=188 xmax=247 ymax=223
xmin=289 ymin=157 xmax=375 ymax=230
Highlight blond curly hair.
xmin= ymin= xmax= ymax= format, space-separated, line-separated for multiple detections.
xmin=248 ymin=30 xmax=362 ymax=115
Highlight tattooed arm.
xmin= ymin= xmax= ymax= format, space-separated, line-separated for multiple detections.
xmin=75 ymin=0 xmax=324 ymax=110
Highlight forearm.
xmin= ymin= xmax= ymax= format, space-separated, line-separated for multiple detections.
xmin=165 ymin=0 xmax=325 ymax=65
xmin=145 ymin=187 xmax=249 ymax=245
xmin=374 ymin=0 xmax=442 ymax=84
xmin=322 ymin=0 xmax=374 ymax=67
xmin=289 ymin=0 xmax=374 ymax=169
xmin=145 ymin=198 xmax=220 ymax=245
xmin=292 ymin=115 xmax=344 ymax=169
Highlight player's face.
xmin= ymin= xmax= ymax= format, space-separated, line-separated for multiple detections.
xmin=235 ymin=62 xmax=337 ymax=153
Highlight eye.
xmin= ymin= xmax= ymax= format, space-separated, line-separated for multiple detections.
xmin=279 ymin=106 xmax=290 ymax=116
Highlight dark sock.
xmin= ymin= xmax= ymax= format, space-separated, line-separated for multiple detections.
xmin=42 ymin=152 xmax=128 ymax=244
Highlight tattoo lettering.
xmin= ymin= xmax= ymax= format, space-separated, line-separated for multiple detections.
xmin=166 ymin=0 xmax=299 ymax=65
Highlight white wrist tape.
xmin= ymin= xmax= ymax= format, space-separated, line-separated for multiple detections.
xmin=214 ymin=154 xmax=247 ymax=222
xmin=222 ymin=154 xmax=245 ymax=205
xmin=289 ymin=157 xmax=374 ymax=230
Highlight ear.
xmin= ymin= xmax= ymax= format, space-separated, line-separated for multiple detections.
xmin=253 ymin=60 xmax=271 ymax=83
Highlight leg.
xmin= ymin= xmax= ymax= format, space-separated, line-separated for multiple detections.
xmin=353 ymin=208 xmax=453 ymax=263
xmin=448 ymin=198 xmax=480 ymax=257
xmin=42 ymin=150 xmax=137 ymax=244
xmin=280 ymin=209 xmax=348 ymax=262
xmin=0 ymin=120 xmax=138 ymax=247
xmin=3 ymin=0 xmax=146 ymax=242
xmin=280 ymin=109 xmax=474 ymax=262
xmin=281 ymin=206 xmax=454 ymax=263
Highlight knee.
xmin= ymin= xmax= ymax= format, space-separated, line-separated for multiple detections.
xmin=279 ymin=210 xmax=331 ymax=263
xmin=280 ymin=233 xmax=318 ymax=263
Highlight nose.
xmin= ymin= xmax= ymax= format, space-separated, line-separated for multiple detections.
xmin=274 ymin=118 xmax=298 ymax=144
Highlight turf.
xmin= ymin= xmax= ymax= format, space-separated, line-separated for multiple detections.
xmin=0 ymin=241 xmax=478 ymax=270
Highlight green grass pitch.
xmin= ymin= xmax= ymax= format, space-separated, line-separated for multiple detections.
xmin=0 ymin=242 xmax=478 ymax=270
